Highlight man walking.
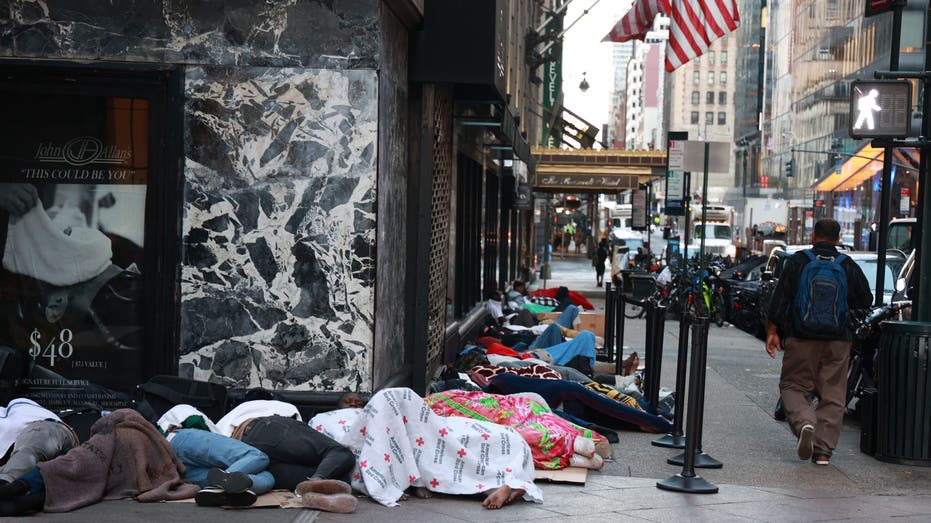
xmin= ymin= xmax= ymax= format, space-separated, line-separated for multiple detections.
xmin=765 ymin=219 xmax=871 ymax=465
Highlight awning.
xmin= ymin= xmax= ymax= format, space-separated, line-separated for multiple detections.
xmin=812 ymin=142 xmax=883 ymax=192
xmin=812 ymin=142 xmax=920 ymax=193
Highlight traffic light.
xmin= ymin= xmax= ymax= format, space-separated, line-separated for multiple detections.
xmin=784 ymin=158 xmax=794 ymax=177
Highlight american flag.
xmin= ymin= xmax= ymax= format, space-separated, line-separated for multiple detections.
xmin=601 ymin=0 xmax=665 ymax=43
xmin=602 ymin=0 xmax=740 ymax=72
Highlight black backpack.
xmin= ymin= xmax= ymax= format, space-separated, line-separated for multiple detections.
xmin=133 ymin=375 xmax=229 ymax=424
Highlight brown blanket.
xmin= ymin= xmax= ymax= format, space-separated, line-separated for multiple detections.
xmin=38 ymin=408 xmax=199 ymax=512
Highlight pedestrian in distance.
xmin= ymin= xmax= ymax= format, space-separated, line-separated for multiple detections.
xmin=593 ymin=238 xmax=609 ymax=287
xmin=764 ymin=219 xmax=871 ymax=466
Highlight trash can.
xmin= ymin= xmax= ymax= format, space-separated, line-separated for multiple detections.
xmin=875 ymin=321 xmax=931 ymax=466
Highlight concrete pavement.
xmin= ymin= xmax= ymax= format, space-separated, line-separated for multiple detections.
xmin=11 ymin=253 xmax=931 ymax=522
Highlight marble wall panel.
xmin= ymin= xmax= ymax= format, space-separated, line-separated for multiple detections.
xmin=0 ymin=0 xmax=378 ymax=68
xmin=372 ymin=3 xmax=409 ymax=388
xmin=179 ymin=66 xmax=377 ymax=392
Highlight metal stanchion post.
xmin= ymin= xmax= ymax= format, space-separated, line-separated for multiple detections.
xmin=614 ymin=285 xmax=625 ymax=367
xmin=668 ymin=310 xmax=722 ymax=469
xmin=653 ymin=311 xmax=689 ymax=448
xmin=604 ymin=282 xmax=615 ymax=362
xmin=657 ymin=317 xmax=719 ymax=493
xmin=643 ymin=299 xmax=656 ymax=412
xmin=615 ymin=291 xmax=627 ymax=375
xmin=649 ymin=303 xmax=666 ymax=413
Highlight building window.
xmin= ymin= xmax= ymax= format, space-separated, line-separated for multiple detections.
xmin=705 ymin=111 xmax=714 ymax=124
xmin=691 ymin=91 xmax=700 ymax=104
xmin=709 ymin=51 xmax=716 ymax=65
xmin=691 ymin=111 xmax=700 ymax=124
xmin=692 ymin=71 xmax=700 ymax=85
xmin=718 ymin=91 xmax=727 ymax=104
xmin=720 ymin=71 xmax=727 ymax=85
xmin=706 ymin=91 xmax=715 ymax=104
xmin=718 ymin=112 xmax=726 ymax=125
xmin=707 ymin=71 xmax=715 ymax=85
xmin=721 ymin=51 xmax=728 ymax=65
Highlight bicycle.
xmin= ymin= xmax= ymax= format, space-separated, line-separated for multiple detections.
xmin=772 ymin=299 xmax=911 ymax=420
xmin=846 ymin=300 xmax=911 ymax=415
xmin=681 ymin=263 xmax=725 ymax=326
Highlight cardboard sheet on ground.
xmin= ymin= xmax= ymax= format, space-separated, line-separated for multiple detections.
xmin=534 ymin=466 xmax=587 ymax=484
xmin=169 ymin=490 xmax=302 ymax=509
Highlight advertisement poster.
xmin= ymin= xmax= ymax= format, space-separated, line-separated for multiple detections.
xmin=1 ymin=93 xmax=149 ymax=410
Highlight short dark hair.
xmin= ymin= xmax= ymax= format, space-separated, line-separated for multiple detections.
xmin=813 ymin=219 xmax=841 ymax=241
xmin=512 ymin=280 xmax=526 ymax=290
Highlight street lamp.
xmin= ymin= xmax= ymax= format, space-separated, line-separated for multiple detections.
xmin=579 ymin=72 xmax=589 ymax=92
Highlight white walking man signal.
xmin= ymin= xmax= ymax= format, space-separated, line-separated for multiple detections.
xmin=854 ymin=89 xmax=881 ymax=130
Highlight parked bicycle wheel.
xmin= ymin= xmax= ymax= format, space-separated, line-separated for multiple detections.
xmin=686 ymin=293 xmax=708 ymax=320
xmin=711 ymin=293 xmax=725 ymax=327
xmin=624 ymin=297 xmax=645 ymax=319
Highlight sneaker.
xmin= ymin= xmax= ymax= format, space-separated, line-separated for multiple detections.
xmin=796 ymin=424 xmax=814 ymax=460
xmin=812 ymin=453 xmax=831 ymax=466
xmin=206 ymin=468 xmax=252 ymax=494
xmin=195 ymin=487 xmax=258 ymax=507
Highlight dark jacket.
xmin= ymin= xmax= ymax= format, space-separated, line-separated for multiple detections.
xmin=767 ymin=243 xmax=872 ymax=341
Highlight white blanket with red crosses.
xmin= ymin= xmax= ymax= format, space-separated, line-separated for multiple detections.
xmin=309 ymin=387 xmax=543 ymax=507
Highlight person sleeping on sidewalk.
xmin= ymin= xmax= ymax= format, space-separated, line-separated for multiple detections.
xmin=310 ymin=389 xmax=543 ymax=510
xmin=158 ymin=401 xmax=359 ymax=514
xmin=0 ymin=398 xmax=79 ymax=489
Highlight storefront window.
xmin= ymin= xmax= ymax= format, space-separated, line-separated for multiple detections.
xmin=0 ymin=65 xmax=179 ymax=410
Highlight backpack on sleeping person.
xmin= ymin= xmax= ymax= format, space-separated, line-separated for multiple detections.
xmin=793 ymin=250 xmax=849 ymax=340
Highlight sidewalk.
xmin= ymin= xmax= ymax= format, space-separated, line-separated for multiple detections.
xmin=19 ymin=254 xmax=931 ymax=521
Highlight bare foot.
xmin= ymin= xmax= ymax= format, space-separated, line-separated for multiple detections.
xmin=399 ymin=492 xmax=410 ymax=501
xmin=404 ymin=486 xmax=433 ymax=500
xmin=482 ymin=486 xmax=524 ymax=509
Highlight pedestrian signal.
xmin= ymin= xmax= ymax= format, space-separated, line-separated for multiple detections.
xmin=849 ymin=80 xmax=911 ymax=139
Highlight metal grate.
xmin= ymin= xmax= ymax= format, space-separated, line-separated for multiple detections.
xmin=425 ymin=87 xmax=453 ymax=380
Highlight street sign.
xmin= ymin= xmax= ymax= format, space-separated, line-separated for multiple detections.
xmin=514 ymin=183 xmax=533 ymax=210
xmin=900 ymin=187 xmax=910 ymax=214
xmin=682 ymin=141 xmax=730 ymax=173
xmin=665 ymin=135 xmax=687 ymax=216
xmin=865 ymin=0 xmax=896 ymax=18
xmin=632 ymin=187 xmax=647 ymax=230
xmin=849 ymin=80 xmax=911 ymax=139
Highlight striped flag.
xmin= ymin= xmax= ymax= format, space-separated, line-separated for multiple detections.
xmin=602 ymin=1 xmax=740 ymax=73
xmin=664 ymin=0 xmax=740 ymax=72
xmin=601 ymin=0 xmax=666 ymax=43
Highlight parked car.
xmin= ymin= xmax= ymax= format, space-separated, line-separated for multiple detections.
xmin=718 ymin=255 xmax=767 ymax=338
xmin=755 ymin=247 xmax=905 ymax=336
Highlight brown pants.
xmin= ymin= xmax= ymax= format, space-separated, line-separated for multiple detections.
xmin=779 ymin=337 xmax=850 ymax=456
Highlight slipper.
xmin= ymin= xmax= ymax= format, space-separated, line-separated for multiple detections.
xmin=299 ymin=492 xmax=358 ymax=513
xmin=295 ymin=479 xmax=352 ymax=496
xmin=573 ymin=436 xmax=596 ymax=457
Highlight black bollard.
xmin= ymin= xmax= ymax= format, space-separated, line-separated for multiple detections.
xmin=653 ymin=311 xmax=690 ymax=448
xmin=614 ymin=291 xmax=627 ymax=375
xmin=642 ymin=299 xmax=656 ymax=412
xmin=604 ymin=282 xmax=615 ymax=362
xmin=613 ymin=285 xmax=625 ymax=367
xmin=649 ymin=303 xmax=666 ymax=413
xmin=668 ymin=309 xmax=722 ymax=469
xmin=656 ymin=317 xmax=719 ymax=494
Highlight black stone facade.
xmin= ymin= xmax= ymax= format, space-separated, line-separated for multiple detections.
xmin=1 ymin=0 xmax=412 ymax=392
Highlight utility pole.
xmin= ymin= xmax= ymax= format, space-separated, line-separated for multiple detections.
xmin=875 ymin=1 xmax=904 ymax=306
